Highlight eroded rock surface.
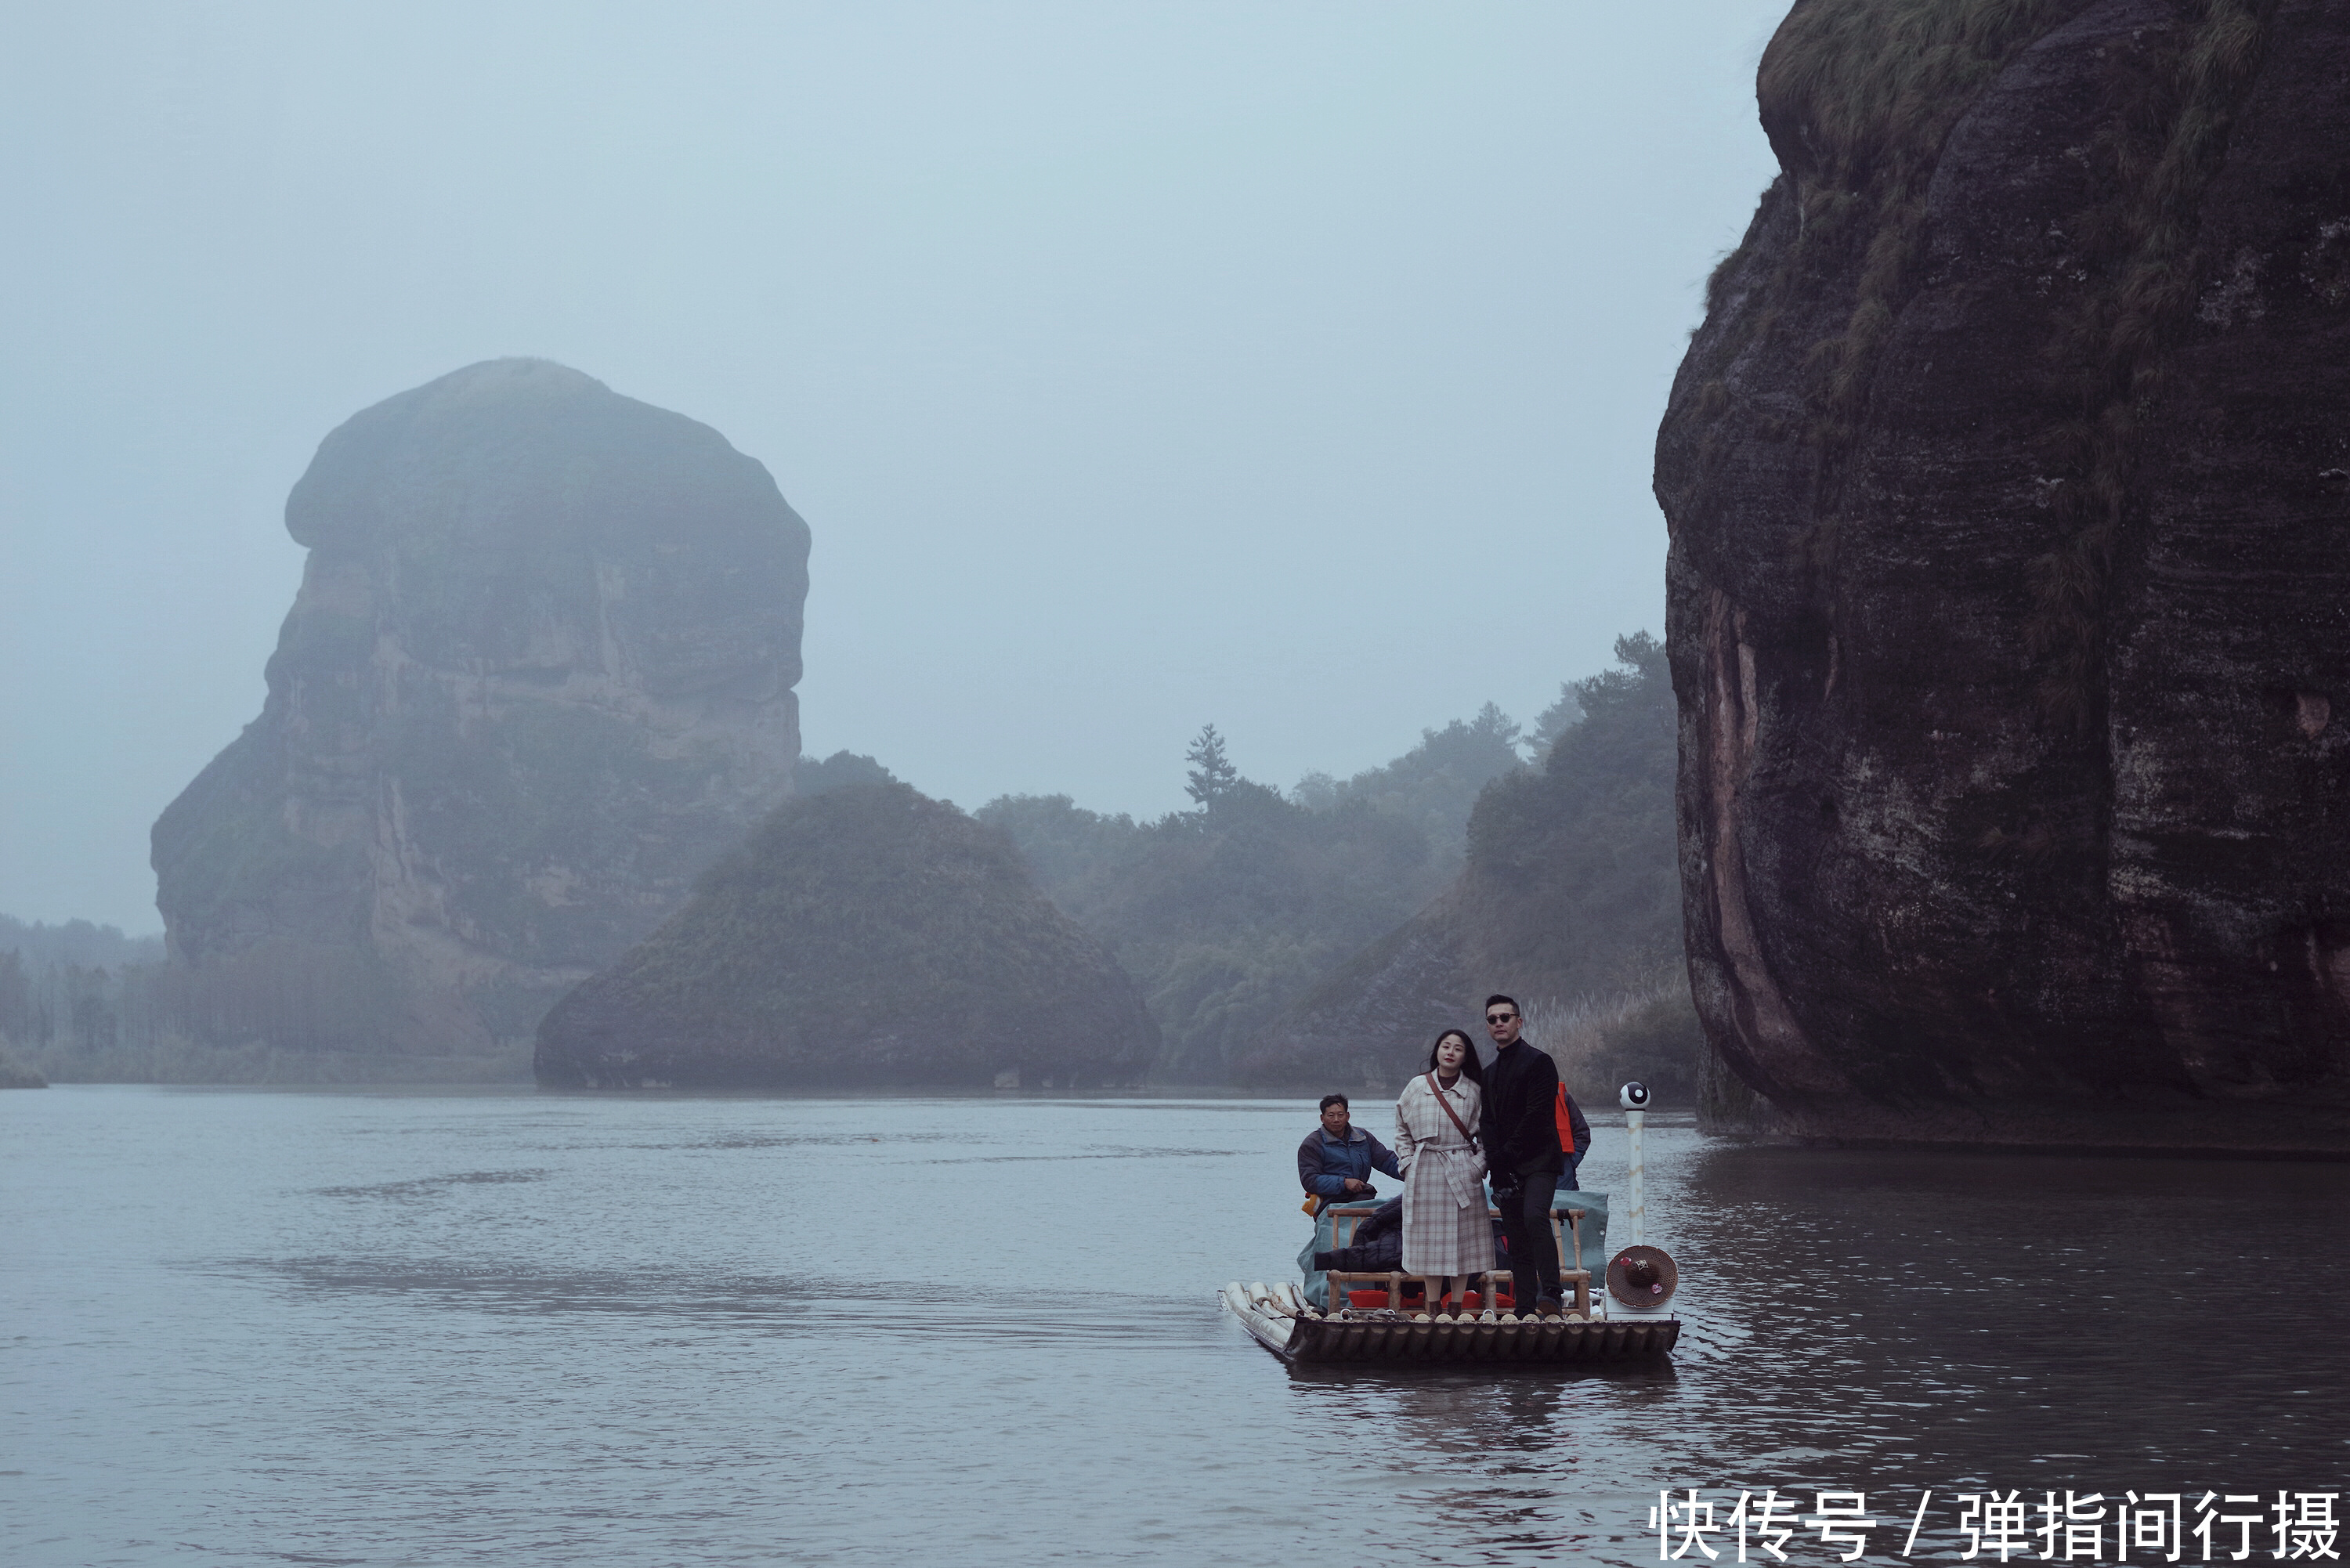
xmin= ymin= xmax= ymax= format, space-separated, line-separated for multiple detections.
xmin=534 ymin=782 xmax=1159 ymax=1088
xmin=1658 ymin=0 xmax=2350 ymax=1151
xmin=153 ymin=359 xmax=808 ymax=1058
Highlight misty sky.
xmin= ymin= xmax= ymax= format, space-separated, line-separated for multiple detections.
xmin=1 ymin=4 xmax=1785 ymax=934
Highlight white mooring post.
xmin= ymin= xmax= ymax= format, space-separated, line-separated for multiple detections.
xmin=1610 ymin=1080 xmax=1679 ymax=1321
xmin=1618 ymin=1081 xmax=1652 ymax=1248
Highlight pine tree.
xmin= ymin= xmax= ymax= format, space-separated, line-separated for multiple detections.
xmin=1184 ymin=724 xmax=1238 ymax=805
xmin=1470 ymin=701 xmax=1522 ymax=752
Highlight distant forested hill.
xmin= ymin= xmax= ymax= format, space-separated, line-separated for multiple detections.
xmin=1240 ymin=633 xmax=1702 ymax=1102
xmin=10 ymin=661 xmax=1690 ymax=1096
xmin=0 ymin=919 xmax=172 ymax=1086
xmin=534 ymin=780 xmax=1156 ymax=1089
xmin=978 ymin=705 xmax=1529 ymax=1082
xmin=0 ymin=753 xmax=924 ymax=1086
xmin=0 ymin=919 xmax=154 ymax=1082
xmin=0 ymin=916 xmax=164 ymax=970
xmin=1464 ymin=632 xmax=1682 ymax=994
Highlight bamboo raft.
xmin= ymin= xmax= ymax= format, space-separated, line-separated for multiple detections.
xmin=1220 ymin=1201 xmax=1679 ymax=1366
xmin=1221 ymin=1279 xmax=1680 ymax=1364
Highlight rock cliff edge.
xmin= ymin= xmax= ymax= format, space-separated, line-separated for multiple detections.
xmin=1657 ymin=0 xmax=2350 ymax=1151
xmin=152 ymin=359 xmax=809 ymax=1059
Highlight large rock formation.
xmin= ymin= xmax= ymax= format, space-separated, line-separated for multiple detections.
xmin=1657 ymin=0 xmax=2350 ymax=1151
xmin=153 ymin=359 xmax=808 ymax=1060
xmin=534 ymin=782 xmax=1159 ymax=1088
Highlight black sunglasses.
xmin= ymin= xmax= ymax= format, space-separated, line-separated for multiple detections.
xmin=1485 ymin=1011 xmax=1517 ymax=1024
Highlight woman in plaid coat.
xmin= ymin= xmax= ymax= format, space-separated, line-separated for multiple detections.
xmin=1393 ymin=1028 xmax=1495 ymax=1304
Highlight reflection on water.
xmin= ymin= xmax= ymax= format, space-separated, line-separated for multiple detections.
xmin=220 ymin=1255 xmax=1197 ymax=1345
xmin=314 ymin=1169 xmax=552 ymax=1200
xmin=4 ymin=1089 xmax=2345 ymax=1566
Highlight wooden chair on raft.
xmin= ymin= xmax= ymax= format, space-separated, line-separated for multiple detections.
xmin=1321 ymin=1202 xmax=1594 ymax=1318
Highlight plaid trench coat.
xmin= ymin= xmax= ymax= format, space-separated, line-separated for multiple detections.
xmin=1393 ymin=1072 xmax=1496 ymax=1277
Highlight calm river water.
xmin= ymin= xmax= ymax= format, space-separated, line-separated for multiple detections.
xmin=5 ymin=1087 xmax=2347 ymax=1566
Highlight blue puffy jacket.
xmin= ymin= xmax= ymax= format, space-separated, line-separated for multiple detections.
xmin=1296 ymin=1124 xmax=1404 ymax=1198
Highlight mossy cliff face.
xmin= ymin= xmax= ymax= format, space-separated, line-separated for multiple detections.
xmin=1658 ymin=0 xmax=2350 ymax=1150
xmin=533 ymin=782 xmax=1159 ymax=1088
xmin=152 ymin=359 xmax=808 ymax=1057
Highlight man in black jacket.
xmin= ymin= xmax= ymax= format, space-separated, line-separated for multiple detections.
xmin=1481 ymin=993 xmax=1567 ymax=1315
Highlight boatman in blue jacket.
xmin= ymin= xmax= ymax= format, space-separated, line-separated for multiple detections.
xmin=1297 ymin=1093 xmax=1403 ymax=1205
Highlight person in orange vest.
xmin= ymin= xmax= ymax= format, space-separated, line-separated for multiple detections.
xmin=1557 ymin=1072 xmax=1592 ymax=1190
xmin=1480 ymin=993 xmax=1586 ymax=1316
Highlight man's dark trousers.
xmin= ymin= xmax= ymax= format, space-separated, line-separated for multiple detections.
xmin=1499 ymin=1175 xmax=1562 ymax=1310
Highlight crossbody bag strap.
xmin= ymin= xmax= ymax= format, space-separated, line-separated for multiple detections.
xmin=1425 ymin=1072 xmax=1479 ymax=1151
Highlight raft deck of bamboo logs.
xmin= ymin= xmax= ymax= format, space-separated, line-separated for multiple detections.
xmin=1217 ymin=1202 xmax=1678 ymax=1365
xmin=1219 ymin=1279 xmax=1679 ymax=1364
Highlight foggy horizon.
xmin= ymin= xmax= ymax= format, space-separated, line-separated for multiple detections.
xmin=1 ymin=4 xmax=1785 ymax=932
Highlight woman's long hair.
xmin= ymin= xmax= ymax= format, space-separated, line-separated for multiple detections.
xmin=1425 ymin=1028 xmax=1486 ymax=1087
